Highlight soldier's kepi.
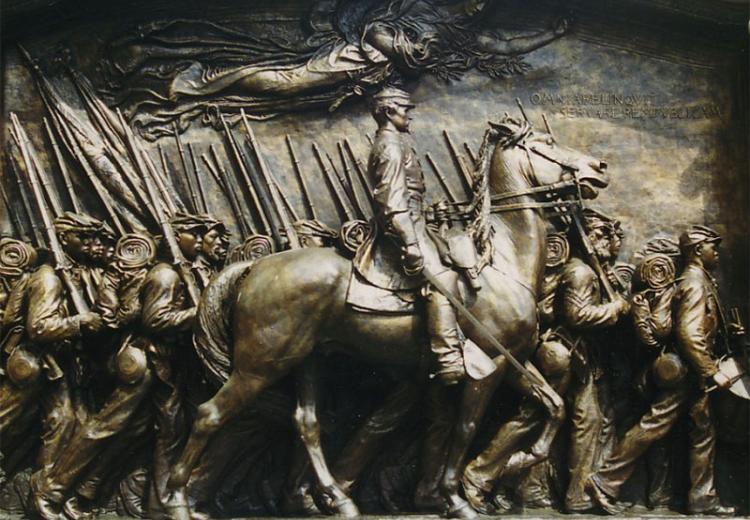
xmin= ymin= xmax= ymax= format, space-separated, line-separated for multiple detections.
xmin=360 ymin=86 xmax=496 ymax=385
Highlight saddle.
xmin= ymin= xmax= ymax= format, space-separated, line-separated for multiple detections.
xmin=347 ymin=224 xmax=485 ymax=314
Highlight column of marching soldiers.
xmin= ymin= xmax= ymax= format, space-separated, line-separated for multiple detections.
xmin=0 ymin=67 xmax=747 ymax=519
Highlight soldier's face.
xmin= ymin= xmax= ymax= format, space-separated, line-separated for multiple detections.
xmin=698 ymin=241 xmax=720 ymax=270
xmin=589 ymin=228 xmax=613 ymax=262
xmin=202 ymin=228 xmax=228 ymax=264
xmin=61 ymin=232 xmax=105 ymax=265
xmin=388 ymin=105 xmax=412 ymax=132
xmin=177 ymin=230 xmax=203 ymax=261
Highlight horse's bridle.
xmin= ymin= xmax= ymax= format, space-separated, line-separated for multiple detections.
xmin=432 ymin=136 xmax=584 ymax=222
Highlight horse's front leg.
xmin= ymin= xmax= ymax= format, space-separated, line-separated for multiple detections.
xmin=293 ymin=362 xmax=359 ymax=518
xmin=440 ymin=359 xmax=505 ymax=519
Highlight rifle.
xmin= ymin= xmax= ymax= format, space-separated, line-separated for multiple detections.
xmin=43 ymin=117 xmax=81 ymax=213
xmin=286 ymin=135 xmax=317 ymax=220
xmin=343 ymin=139 xmax=376 ymax=209
xmin=157 ymin=145 xmax=187 ymax=213
xmin=0 ymin=179 xmax=25 ymax=240
xmin=9 ymin=113 xmax=90 ymax=314
xmin=240 ymin=110 xmax=300 ymax=249
xmin=463 ymin=142 xmax=477 ymax=166
xmin=210 ymin=144 xmax=255 ymax=235
xmin=219 ymin=112 xmax=272 ymax=237
xmin=442 ymin=130 xmax=473 ymax=194
xmin=312 ymin=142 xmax=355 ymax=222
xmin=570 ymin=211 xmax=617 ymax=301
xmin=337 ymin=142 xmax=368 ymax=219
xmin=172 ymin=122 xmax=200 ymax=214
xmin=47 ymin=109 xmax=127 ymax=234
xmin=8 ymin=150 xmax=44 ymax=246
xmin=116 ymin=112 xmax=200 ymax=305
xmin=201 ymin=152 xmax=251 ymax=238
xmin=425 ymin=152 xmax=460 ymax=203
xmin=188 ymin=143 xmax=208 ymax=213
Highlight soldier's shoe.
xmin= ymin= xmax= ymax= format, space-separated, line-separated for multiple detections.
xmin=584 ymin=475 xmax=625 ymax=515
xmin=30 ymin=473 xmax=62 ymax=520
xmin=62 ymin=496 xmax=95 ymax=520
xmin=688 ymin=502 xmax=738 ymax=516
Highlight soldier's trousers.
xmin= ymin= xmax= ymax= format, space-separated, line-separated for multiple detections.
xmin=32 ymin=368 xmax=154 ymax=503
xmin=423 ymin=270 xmax=463 ymax=371
xmin=566 ymin=373 xmax=613 ymax=511
xmin=591 ymin=383 xmax=719 ymax=510
xmin=1 ymin=375 xmax=74 ymax=475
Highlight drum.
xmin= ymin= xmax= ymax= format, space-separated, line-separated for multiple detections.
xmin=712 ymin=354 xmax=750 ymax=444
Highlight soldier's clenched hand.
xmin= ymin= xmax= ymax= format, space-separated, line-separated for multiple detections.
xmin=80 ymin=311 xmax=104 ymax=334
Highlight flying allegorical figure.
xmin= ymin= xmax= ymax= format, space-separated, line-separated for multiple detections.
xmin=101 ymin=0 xmax=568 ymax=139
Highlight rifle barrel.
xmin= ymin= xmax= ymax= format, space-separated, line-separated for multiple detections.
xmin=10 ymin=113 xmax=89 ymax=314
xmin=344 ymin=139 xmax=375 ymax=211
xmin=173 ymin=122 xmax=200 ymax=214
xmin=188 ymin=143 xmax=208 ymax=213
xmin=286 ymin=135 xmax=317 ymax=220
xmin=443 ymin=130 xmax=473 ymax=193
xmin=337 ymin=142 xmax=368 ymax=219
xmin=312 ymin=143 xmax=355 ymax=222
xmin=210 ymin=143 xmax=255 ymax=236
xmin=43 ymin=117 xmax=81 ymax=213
xmin=220 ymin=113 xmax=272 ymax=236
xmin=8 ymin=153 xmax=43 ymax=245
xmin=240 ymin=110 xmax=299 ymax=248
xmin=425 ymin=153 xmax=460 ymax=203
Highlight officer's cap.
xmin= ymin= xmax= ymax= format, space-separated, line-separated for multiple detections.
xmin=679 ymin=225 xmax=721 ymax=252
xmin=372 ymin=87 xmax=415 ymax=108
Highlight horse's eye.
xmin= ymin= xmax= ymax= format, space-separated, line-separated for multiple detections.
xmin=546 ymin=137 xmax=555 ymax=146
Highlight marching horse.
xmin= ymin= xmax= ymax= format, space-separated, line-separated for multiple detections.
xmin=167 ymin=116 xmax=610 ymax=519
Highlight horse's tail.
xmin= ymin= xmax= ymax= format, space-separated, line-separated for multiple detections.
xmin=193 ymin=260 xmax=254 ymax=387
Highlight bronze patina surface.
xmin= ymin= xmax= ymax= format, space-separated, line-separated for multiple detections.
xmin=0 ymin=1 xmax=747 ymax=519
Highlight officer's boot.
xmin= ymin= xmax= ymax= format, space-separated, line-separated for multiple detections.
xmin=425 ymin=273 xmax=466 ymax=385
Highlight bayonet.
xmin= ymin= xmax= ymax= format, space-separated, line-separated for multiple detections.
xmin=157 ymin=144 xmax=187 ymax=213
xmin=463 ymin=142 xmax=477 ymax=166
xmin=201 ymin=152 xmax=251 ymax=238
xmin=0 ymin=179 xmax=25 ymax=240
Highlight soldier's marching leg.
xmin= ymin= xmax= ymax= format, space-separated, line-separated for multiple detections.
xmin=565 ymin=374 xmax=602 ymax=512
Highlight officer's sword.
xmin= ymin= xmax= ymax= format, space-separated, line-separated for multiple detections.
xmin=421 ymin=269 xmax=546 ymax=390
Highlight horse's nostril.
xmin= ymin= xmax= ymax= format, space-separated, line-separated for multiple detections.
xmin=599 ymin=161 xmax=608 ymax=171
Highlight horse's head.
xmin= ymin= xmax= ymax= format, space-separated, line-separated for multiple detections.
xmin=489 ymin=116 xmax=609 ymax=199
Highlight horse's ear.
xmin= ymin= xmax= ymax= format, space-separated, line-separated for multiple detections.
xmin=487 ymin=120 xmax=515 ymax=138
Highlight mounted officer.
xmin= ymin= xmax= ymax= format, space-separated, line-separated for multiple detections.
xmin=355 ymin=86 xmax=494 ymax=385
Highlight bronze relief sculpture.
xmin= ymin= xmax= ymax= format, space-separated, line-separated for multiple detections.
xmin=0 ymin=1 xmax=747 ymax=519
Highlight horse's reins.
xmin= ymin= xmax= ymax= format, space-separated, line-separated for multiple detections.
xmin=432 ymin=141 xmax=583 ymax=222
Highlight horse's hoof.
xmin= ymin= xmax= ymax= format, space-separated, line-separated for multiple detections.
xmin=165 ymin=488 xmax=192 ymax=520
xmin=446 ymin=499 xmax=479 ymax=520
xmin=333 ymin=496 xmax=360 ymax=518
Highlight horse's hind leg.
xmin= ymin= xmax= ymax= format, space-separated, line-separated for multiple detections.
xmin=294 ymin=362 xmax=360 ymax=518
xmin=167 ymin=372 xmax=270 ymax=493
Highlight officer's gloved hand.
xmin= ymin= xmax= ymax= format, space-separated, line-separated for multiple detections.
xmin=403 ymin=244 xmax=424 ymax=276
